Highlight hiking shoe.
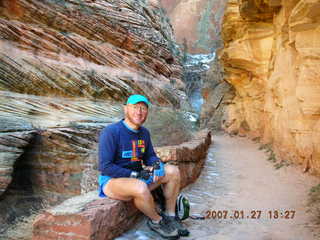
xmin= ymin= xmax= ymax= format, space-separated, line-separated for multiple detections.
xmin=147 ymin=218 xmax=180 ymax=239
xmin=162 ymin=215 xmax=190 ymax=237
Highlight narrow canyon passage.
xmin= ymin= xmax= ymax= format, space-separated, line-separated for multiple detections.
xmin=1 ymin=1 xmax=320 ymax=239
xmin=118 ymin=134 xmax=319 ymax=240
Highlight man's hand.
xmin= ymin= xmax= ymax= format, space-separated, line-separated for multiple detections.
xmin=137 ymin=170 xmax=152 ymax=180
xmin=130 ymin=161 xmax=166 ymax=184
xmin=144 ymin=166 xmax=154 ymax=172
xmin=130 ymin=170 xmax=153 ymax=184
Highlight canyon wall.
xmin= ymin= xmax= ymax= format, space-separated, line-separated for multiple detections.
xmin=158 ymin=0 xmax=227 ymax=53
xmin=0 ymin=0 xmax=184 ymax=197
xmin=0 ymin=0 xmax=183 ymax=105
xmin=221 ymin=0 xmax=320 ymax=174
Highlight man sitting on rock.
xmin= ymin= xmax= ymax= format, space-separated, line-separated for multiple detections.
xmin=98 ymin=94 xmax=189 ymax=239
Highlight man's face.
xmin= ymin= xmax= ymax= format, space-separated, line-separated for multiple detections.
xmin=124 ymin=102 xmax=148 ymax=127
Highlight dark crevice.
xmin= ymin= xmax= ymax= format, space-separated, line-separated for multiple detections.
xmin=0 ymin=131 xmax=44 ymax=235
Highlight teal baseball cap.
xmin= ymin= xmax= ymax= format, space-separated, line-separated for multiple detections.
xmin=126 ymin=94 xmax=150 ymax=107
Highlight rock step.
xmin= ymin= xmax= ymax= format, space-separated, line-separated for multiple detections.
xmin=32 ymin=130 xmax=212 ymax=240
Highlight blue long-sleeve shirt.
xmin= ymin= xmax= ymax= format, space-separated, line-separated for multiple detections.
xmin=98 ymin=120 xmax=160 ymax=178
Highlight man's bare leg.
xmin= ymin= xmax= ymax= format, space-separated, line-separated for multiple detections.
xmin=103 ymin=165 xmax=183 ymax=238
xmin=148 ymin=165 xmax=180 ymax=212
xmin=162 ymin=165 xmax=180 ymax=214
xmin=103 ymin=164 xmax=180 ymax=217
xmin=103 ymin=172 xmax=180 ymax=238
xmin=103 ymin=178 xmax=161 ymax=221
xmin=149 ymin=164 xmax=189 ymax=237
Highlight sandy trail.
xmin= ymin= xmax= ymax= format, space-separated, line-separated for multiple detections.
xmin=118 ymin=133 xmax=320 ymax=240
xmin=183 ymin=134 xmax=320 ymax=240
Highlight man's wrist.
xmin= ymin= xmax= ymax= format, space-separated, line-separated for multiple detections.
xmin=130 ymin=171 xmax=138 ymax=178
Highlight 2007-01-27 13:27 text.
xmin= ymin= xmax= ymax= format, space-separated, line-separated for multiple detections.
xmin=205 ymin=210 xmax=296 ymax=220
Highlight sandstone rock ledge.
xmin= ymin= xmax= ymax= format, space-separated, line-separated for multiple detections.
xmin=32 ymin=129 xmax=211 ymax=240
xmin=220 ymin=0 xmax=320 ymax=174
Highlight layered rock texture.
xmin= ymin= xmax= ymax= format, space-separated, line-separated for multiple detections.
xmin=0 ymin=0 xmax=183 ymax=104
xmin=0 ymin=0 xmax=185 ymax=198
xmin=32 ymin=130 xmax=211 ymax=240
xmin=220 ymin=0 xmax=320 ymax=174
xmin=158 ymin=0 xmax=227 ymax=53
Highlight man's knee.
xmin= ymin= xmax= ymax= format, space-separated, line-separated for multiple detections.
xmin=165 ymin=164 xmax=180 ymax=181
xmin=134 ymin=180 xmax=152 ymax=198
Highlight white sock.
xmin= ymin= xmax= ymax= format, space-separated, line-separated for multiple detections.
xmin=152 ymin=217 xmax=161 ymax=224
xmin=165 ymin=212 xmax=175 ymax=217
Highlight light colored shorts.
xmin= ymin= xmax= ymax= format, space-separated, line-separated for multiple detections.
xmin=98 ymin=175 xmax=112 ymax=198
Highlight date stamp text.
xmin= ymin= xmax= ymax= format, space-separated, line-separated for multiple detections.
xmin=204 ymin=210 xmax=296 ymax=220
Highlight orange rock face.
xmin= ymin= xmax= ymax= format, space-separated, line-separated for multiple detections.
xmin=221 ymin=0 xmax=320 ymax=174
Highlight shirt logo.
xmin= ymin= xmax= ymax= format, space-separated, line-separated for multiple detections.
xmin=122 ymin=150 xmax=132 ymax=158
xmin=138 ymin=140 xmax=145 ymax=148
xmin=131 ymin=140 xmax=139 ymax=161
xmin=121 ymin=140 xmax=146 ymax=161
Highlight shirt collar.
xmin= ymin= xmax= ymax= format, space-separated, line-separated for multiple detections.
xmin=122 ymin=119 xmax=139 ymax=133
